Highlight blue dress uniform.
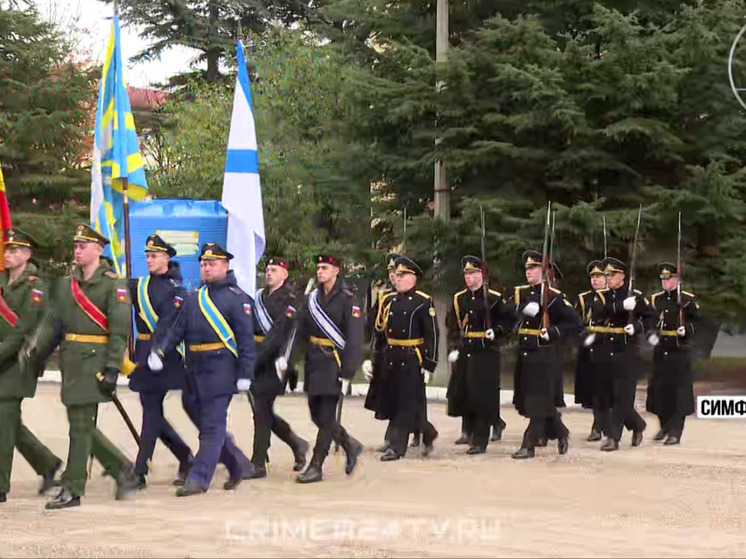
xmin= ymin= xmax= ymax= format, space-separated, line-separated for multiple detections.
xmin=511 ymin=251 xmax=581 ymax=459
xmin=292 ymin=255 xmax=364 ymax=484
xmin=128 ymin=235 xmax=193 ymax=487
xmin=587 ymin=257 xmax=656 ymax=451
xmin=152 ymin=243 xmax=256 ymax=496
xmin=249 ymin=257 xmax=309 ymax=477
xmin=378 ymin=257 xmax=440 ymax=461
xmin=572 ymin=260 xmax=606 ymax=441
xmin=646 ymin=263 xmax=699 ymax=445
xmin=446 ymin=256 xmax=515 ymax=453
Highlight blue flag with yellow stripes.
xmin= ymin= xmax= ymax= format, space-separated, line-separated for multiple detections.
xmin=90 ymin=13 xmax=148 ymax=277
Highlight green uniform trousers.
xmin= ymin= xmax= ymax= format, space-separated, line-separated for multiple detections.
xmin=62 ymin=404 xmax=132 ymax=497
xmin=0 ymin=398 xmax=61 ymax=493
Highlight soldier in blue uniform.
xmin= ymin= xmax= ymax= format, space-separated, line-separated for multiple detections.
xmin=248 ymin=257 xmax=309 ymax=478
xmin=128 ymin=235 xmax=194 ymax=489
xmin=446 ymin=256 xmax=514 ymax=454
xmin=377 ymin=257 xmax=440 ymax=462
xmin=511 ymin=250 xmax=580 ymax=460
xmin=149 ymin=243 xmax=256 ymax=496
xmin=287 ymin=254 xmax=364 ymax=484
xmin=646 ymin=263 xmax=699 ymax=445
xmin=584 ymin=257 xmax=656 ymax=451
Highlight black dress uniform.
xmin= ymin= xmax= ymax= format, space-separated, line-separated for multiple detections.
xmin=249 ymin=257 xmax=309 ymax=476
xmin=646 ymin=263 xmax=699 ymax=445
xmin=572 ymin=260 xmax=605 ymax=441
xmin=511 ymin=251 xmax=581 ymax=459
xmin=128 ymin=235 xmax=193 ymax=487
xmin=378 ymin=257 xmax=440 ymax=461
xmin=152 ymin=243 xmax=256 ymax=496
xmin=446 ymin=256 xmax=515 ymax=453
xmin=293 ymin=255 xmax=364 ymax=483
xmin=364 ymin=253 xmax=399 ymax=452
xmin=588 ymin=257 xmax=656 ymax=451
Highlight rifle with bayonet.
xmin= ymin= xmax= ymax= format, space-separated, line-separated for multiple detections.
xmin=541 ymin=202 xmax=552 ymax=330
xmin=627 ymin=205 xmax=643 ymax=323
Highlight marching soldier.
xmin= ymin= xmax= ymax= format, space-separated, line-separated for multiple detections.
xmin=362 ymin=253 xmax=399 ymax=453
xmin=378 ymin=256 xmax=439 ymax=461
xmin=248 ymin=257 xmax=309 ymax=477
xmin=36 ymin=225 xmax=138 ymax=509
xmin=0 ymin=230 xmax=62 ymax=503
xmin=646 ymin=263 xmax=699 ymax=445
xmin=511 ymin=250 xmax=580 ymax=459
xmin=149 ymin=243 xmax=256 ymax=496
xmin=128 ymin=235 xmax=194 ymax=489
xmin=286 ymin=254 xmax=364 ymax=484
xmin=584 ymin=257 xmax=655 ymax=451
xmin=446 ymin=256 xmax=514 ymax=454
xmin=573 ymin=260 xmax=607 ymax=441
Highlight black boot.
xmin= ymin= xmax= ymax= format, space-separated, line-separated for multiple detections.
xmin=335 ymin=426 xmax=363 ymax=475
xmin=466 ymin=446 xmax=486 ymax=455
xmin=600 ymin=437 xmax=619 ymax=452
xmin=512 ymin=447 xmax=535 ymax=460
xmin=291 ymin=435 xmax=309 ymax=472
xmin=491 ymin=426 xmax=503 ymax=442
xmin=409 ymin=435 xmax=420 ymax=448
xmin=176 ymin=478 xmax=206 ymax=497
xmin=663 ymin=435 xmax=680 ymax=446
xmin=558 ymin=436 xmax=569 ymax=455
xmin=654 ymin=429 xmax=667 ymax=441
xmin=631 ymin=430 xmax=644 ymax=447
xmin=249 ymin=464 xmax=267 ymax=479
xmin=380 ymin=448 xmax=400 ymax=462
xmin=115 ymin=468 xmax=138 ymax=501
xmin=454 ymin=433 xmax=469 ymax=445
xmin=296 ymin=462 xmax=323 ymax=483
xmin=39 ymin=459 xmax=62 ymax=495
xmin=587 ymin=428 xmax=602 ymax=442
xmin=422 ymin=429 xmax=438 ymax=457
xmin=0 ymin=492 xmax=6 ymax=503
xmin=135 ymin=475 xmax=147 ymax=490
xmin=45 ymin=487 xmax=81 ymax=510
xmin=376 ymin=441 xmax=391 ymax=453
xmin=173 ymin=456 xmax=193 ymax=487
xmin=535 ymin=437 xmax=548 ymax=447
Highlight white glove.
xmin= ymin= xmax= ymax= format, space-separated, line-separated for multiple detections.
xmin=147 ymin=351 xmax=163 ymax=371
xmin=485 ymin=328 xmax=495 ymax=341
xmin=236 ymin=378 xmax=252 ymax=392
xmin=648 ymin=333 xmax=660 ymax=346
xmin=540 ymin=328 xmax=550 ymax=341
xmin=677 ymin=326 xmax=686 ymax=337
xmin=624 ymin=324 xmax=635 ymax=336
xmin=423 ymin=370 xmax=431 ymax=385
xmin=362 ymin=359 xmax=373 ymax=381
xmin=623 ymin=297 xmax=637 ymax=311
xmin=275 ymin=356 xmax=288 ymax=382
xmin=523 ymin=302 xmax=540 ymax=317
xmin=583 ymin=333 xmax=596 ymax=347
xmin=448 ymin=350 xmax=460 ymax=363
xmin=340 ymin=378 xmax=350 ymax=394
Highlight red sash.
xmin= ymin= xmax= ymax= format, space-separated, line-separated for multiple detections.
xmin=71 ymin=277 xmax=108 ymax=332
xmin=0 ymin=289 xmax=19 ymax=327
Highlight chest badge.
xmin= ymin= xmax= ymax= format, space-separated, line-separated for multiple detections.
xmin=116 ymin=288 xmax=128 ymax=303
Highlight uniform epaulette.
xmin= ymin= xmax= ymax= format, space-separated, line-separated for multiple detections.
xmin=515 ymin=284 xmax=530 ymax=290
xmin=381 ymin=290 xmax=397 ymax=300
xmin=633 ymin=289 xmax=642 ymax=295
xmin=454 ymin=288 xmax=468 ymax=299
xmin=27 ymin=275 xmax=39 ymax=282
xmin=682 ymin=290 xmax=695 ymax=297
xmin=578 ymin=290 xmax=592 ymax=298
xmin=488 ymin=288 xmax=502 ymax=297
xmin=597 ymin=288 xmax=609 ymax=293
xmin=549 ymin=286 xmax=561 ymax=294
xmin=229 ymin=286 xmax=246 ymax=296
xmin=104 ymin=271 xmax=118 ymax=279
xmin=342 ymin=288 xmax=354 ymax=297
xmin=415 ymin=290 xmax=431 ymax=300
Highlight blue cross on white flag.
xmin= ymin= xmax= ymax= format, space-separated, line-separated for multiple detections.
xmin=222 ymin=39 xmax=265 ymax=297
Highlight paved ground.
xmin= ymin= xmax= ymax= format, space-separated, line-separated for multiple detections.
xmin=2 ymin=383 xmax=746 ymax=558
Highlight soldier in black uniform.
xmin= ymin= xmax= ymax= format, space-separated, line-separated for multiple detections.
xmin=646 ymin=262 xmax=699 ymax=445
xmin=446 ymin=256 xmax=514 ymax=454
xmin=128 ymin=235 xmax=193 ymax=489
xmin=378 ymin=256 xmax=439 ymax=461
xmin=511 ymin=250 xmax=580 ymax=460
xmin=149 ymin=243 xmax=256 ymax=496
xmin=362 ymin=253 xmax=399 ymax=453
xmin=584 ymin=257 xmax=655 ymax=451
xmin=573 ymin=260 xmax=607 ymax=442
xmin=289 ymin=254 xmax=364 ymax=484
xmin=248 ymin=257 xmax=309 ymax=477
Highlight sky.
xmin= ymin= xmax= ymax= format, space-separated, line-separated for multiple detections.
xmin=35 ymin=0 xmax=198 ymax=87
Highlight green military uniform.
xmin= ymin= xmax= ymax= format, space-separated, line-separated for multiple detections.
xmin=0 ymin=231 xmax=61 ymax=500
xmin=38 ymin=225 xmax=136 ymax=506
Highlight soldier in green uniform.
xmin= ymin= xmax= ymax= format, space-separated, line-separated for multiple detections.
xmin=0 ymin=230 xmax=62 ymax=504
xmin=35 ymin=225 xmax=138 ymax=509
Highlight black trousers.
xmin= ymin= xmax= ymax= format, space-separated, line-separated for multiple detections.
xmin=521 ymin=411 xmax=568 ymax=450
xmin=389 ymin=416 xmax=437 ymax=456
xmin=307 ymin=394 xmax=356 ymax=466
xmin=249 ymin=392 xmax=296 ymax=466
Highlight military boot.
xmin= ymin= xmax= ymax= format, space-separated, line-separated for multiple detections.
xmin=115 ymin=468 xmax=138 ymax=501
xmin=290 ymin=434 xmax=309 ymax=472
xmin=38 ymin=459 xmax=62 ymax=495
xmin=45 ymin=487 xmax=80 ymax=510
xmin=296 ymin=459 xmax=323 ymax=484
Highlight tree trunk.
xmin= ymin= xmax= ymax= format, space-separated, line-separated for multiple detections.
xmin=206 ymin=2 xmax=220 ymax=82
